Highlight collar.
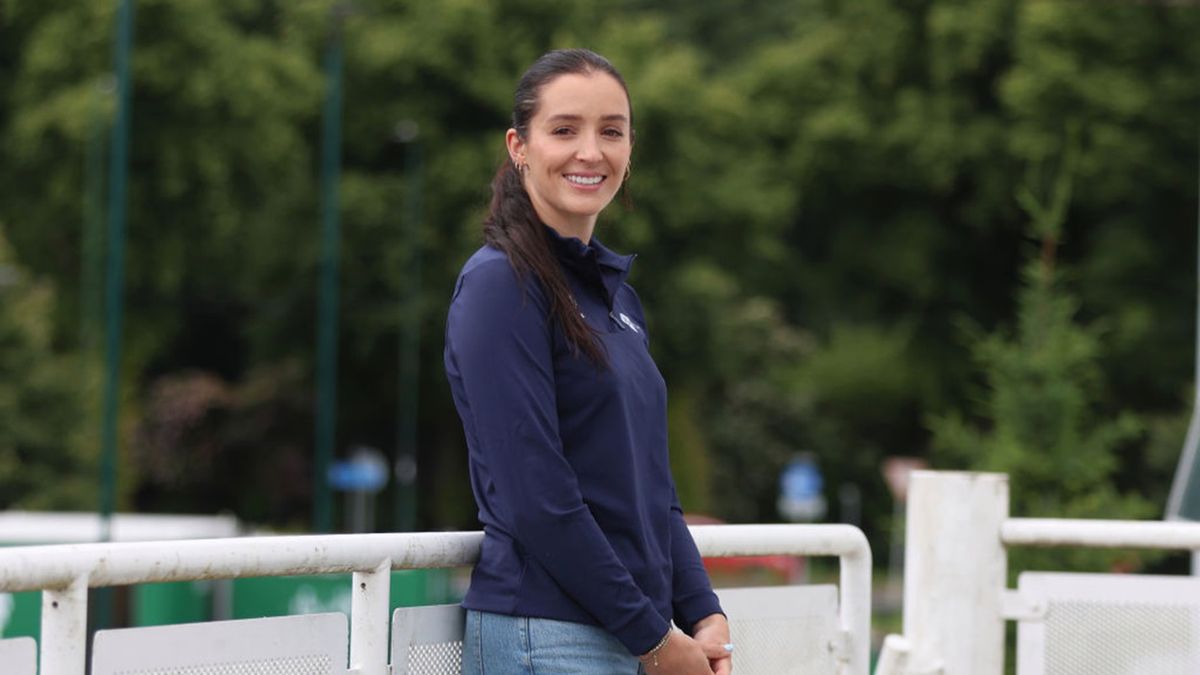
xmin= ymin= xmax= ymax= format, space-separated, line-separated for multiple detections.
xmin=543 ymin=225 xmax=635 ymax=308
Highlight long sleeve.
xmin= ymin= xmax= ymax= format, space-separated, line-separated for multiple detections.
xmin=621 ymin=290 xmax=724 ymax=635
xmin=445 ymin=257 xmax=670 ymax=655
xmin=668 ymin=486 xmax=724 ymax=634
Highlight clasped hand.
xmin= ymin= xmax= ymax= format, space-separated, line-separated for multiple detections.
xmin=643 ymin=614 xmax=732 ymax=675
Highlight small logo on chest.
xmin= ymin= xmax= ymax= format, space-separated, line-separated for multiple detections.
xmin=618 ymin=312 xmax=642 ymax=333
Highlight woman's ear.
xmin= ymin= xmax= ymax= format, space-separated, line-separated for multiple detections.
xmin=505 ymin=128 xmax=524 ymax=166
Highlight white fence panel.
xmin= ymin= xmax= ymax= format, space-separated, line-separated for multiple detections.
xmin=391 ymin=604 xmax=465 ymax=675
xmin=718 ymin=585 xmax=842 ymax=675
xmin=91 ymin=612 xmax=349 ymax=675
xmin=0 ymin=636 xmax=37 ymax=675
xmin=885 ymin=471 xmax=1200 ymax=675
xmin=690 ymin=524 xmax=872 ymax=673
xmin=1015 ymin=572 xmax=1200 ymax=675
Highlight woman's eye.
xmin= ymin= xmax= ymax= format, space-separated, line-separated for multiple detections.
xmin=552 ymin=127 xmax=573 ymax=135
xmin=603 ymin=128 xmax=625 ymax=138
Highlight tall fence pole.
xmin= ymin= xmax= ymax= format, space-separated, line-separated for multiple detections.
xmin=100 ymin=0 xmax=135 ymax=547
xmin=1166 ymin=125 xmax=1200 ymax=526
xmin=313 ymin=6 xmax=347 ymax=534
xmin=394 ymin=125 xmax=421 ymax=532
xmin=96 ymin=0 xmax=136 ymax=634
xmin=902 ymin=471 xmax=1008 ymax=675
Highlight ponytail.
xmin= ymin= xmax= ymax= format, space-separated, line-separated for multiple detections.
xmin=483 ymin=161 xmax=607 ymax=366
xmin=485 ymin=49 xmax=633 ymax=367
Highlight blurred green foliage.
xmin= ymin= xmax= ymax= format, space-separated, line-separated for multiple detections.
xmin=930 ymin=132 xmax=1156 ymax=571
xmin=0 ymin=0 xmax=1198 ymax=559
xmin=0 ymin=229 xmax=98 ymax=509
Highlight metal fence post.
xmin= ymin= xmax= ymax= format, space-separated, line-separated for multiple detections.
xmin=350 ymin=559 xmax=391 ymax=675
xmin=902 ymin=471 xmax=1008 ymax=675
xmin=40 ymin=574 xmax=89 ymax=675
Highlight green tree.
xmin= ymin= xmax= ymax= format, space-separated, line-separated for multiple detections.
xmin=930 ymin=134 xmax=1154 ymax=571
xmin=2 ymin=0 xmax=325 ymax=521
xmin=0 ymin=226 xmax=97 ymax=509
xmin=1 ymin=0 xmax=1197 ymax=538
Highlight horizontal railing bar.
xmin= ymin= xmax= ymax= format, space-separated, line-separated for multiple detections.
xmin=0 ymin=524 xmax=864 ymax=593
xmin=689 ymin=523 xmax=869 ymax=558
xmin=0 ymin=531 xmax=484 ymax=592
xmin=1002 ymin=518 xmax=1200 ymax=549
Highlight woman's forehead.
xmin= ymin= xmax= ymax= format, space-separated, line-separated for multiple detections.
xmin=534 ymin=72 xmax=630 ymax=121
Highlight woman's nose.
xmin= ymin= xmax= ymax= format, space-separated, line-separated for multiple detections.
xmin=575 ymin=134 xmax=602 ymax=161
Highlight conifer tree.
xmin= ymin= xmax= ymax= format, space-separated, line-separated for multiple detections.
xmin=930 ymin=130 xmax=1154 ymax=570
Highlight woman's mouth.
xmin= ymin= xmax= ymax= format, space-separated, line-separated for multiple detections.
xmin=564 ymin=174 xmax=605 ymax=187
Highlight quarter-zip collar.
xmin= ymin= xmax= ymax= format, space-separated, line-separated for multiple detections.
xmin=543 ymin=225 xmax=635 ymax=310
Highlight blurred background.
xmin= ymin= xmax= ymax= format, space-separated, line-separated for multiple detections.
xmin=2 ymin=0 xmax=1200 ymax=628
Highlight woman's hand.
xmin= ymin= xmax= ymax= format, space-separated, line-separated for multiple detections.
xmin=692 ymin=613 xmax=733 ymax=675
xmin=642 ymin=630 xmax=714 ymax=675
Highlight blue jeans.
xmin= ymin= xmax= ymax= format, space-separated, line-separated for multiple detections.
xmin=462 ymin=609 xmax=645 ymax=674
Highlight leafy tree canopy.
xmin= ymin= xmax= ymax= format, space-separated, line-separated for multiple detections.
xmin=0 ymin=1 xmax=1197 ymax=549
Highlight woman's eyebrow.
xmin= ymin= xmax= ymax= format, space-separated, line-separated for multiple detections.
xmin=545 ymin=113 xmax=630 ymax=123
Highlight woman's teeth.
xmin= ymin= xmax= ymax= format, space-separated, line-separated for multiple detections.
xmin=565 ymin=175 xmax=603 ymax=185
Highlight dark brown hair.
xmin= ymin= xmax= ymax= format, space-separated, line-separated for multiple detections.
xmin=484 ymin=49 xmax=632 ymax=365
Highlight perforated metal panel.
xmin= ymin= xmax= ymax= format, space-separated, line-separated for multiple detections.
xmin=390 ymin=604 xmax=464 ymax=675
xmin=92 ymin=612 xmax=349 ymax=675
xmin=0 ymin=636 xmax=37 ymax=675
xmin=717 ymin=585 xmax=842 ymax=675
xmin=390 ymin=587 xmax=841 ymax=675
xmin=1016 ymin=572 xmax=1200 ymax=675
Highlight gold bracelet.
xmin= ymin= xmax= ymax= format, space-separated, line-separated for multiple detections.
xmin=638 ymin=628 xmax=673 ymax=668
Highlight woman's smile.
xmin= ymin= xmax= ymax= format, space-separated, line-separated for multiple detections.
xmin=564 ymin=173 xmax=606 ymax=188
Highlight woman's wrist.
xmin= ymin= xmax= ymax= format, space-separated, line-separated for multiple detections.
xmin=638 ymin=627 xmax=674 ymax=667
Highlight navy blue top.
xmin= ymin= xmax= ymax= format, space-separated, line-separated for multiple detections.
xmin=443 ymin=227 xmax=723 ymax=655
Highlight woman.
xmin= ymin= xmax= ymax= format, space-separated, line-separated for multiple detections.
xmin=444 ymin=49 xmax=732 ymax=675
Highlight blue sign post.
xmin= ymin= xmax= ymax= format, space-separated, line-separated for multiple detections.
xmin=329 ymin=446 xmax=388 ymax=533
xmin=778 ymin=453 xmax=827 ymax=523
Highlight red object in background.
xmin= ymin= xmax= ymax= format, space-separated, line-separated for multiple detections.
xmin=684 ymin=514 xmax=806 ymax=584
xmin=882 ymin=456 xmax=928 ymax=502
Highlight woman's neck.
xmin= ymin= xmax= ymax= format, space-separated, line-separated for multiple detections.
xmin=541 ymin=217 xmax=596 ymax=244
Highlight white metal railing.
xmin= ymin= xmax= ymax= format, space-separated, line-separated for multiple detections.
xmin=0 ymin=511 xmax=240 ymax=544
xmin=1001 ymin=518 xmax=1200 ymax=549
xmin=691 ymin=524 xmax=873 ymax=672
xmin=878 ymin=471 xmax=1200 ymax=675
xmin=0 ymin=523 xmax=871 ymax=675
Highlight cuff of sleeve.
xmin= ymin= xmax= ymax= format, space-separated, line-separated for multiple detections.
xmin=615 ymin=607 xmax=673 ymax=657
xmin=673 ymin=590 xmax=724 ymax=635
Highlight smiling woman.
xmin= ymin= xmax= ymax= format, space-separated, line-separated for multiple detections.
xmin=506 ymin=72 xmax=632 ymax=241
xmin=443 ymin=50 xmax=733 ymax=675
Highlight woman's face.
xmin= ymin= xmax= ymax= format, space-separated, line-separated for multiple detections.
xmin=507 ymin=72 xmax=632 ymax=239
